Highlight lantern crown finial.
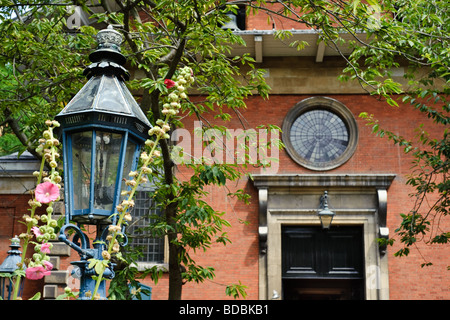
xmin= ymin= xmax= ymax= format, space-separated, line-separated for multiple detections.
xmin=85 ymin=25 xmax=128 ymax=80
xmin=55 ymin=24 xmax=151 ymax=137
xmin=96 ymin=25 xmax=123 ymax=53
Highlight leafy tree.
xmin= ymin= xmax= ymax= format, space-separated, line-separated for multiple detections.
xmin=245 ymin=0 xmax=448 ymax=266
xmin=0 ymin=5 xmax=96 ymax=158
xmin=340 ymin=0 xmax=449 ymax=264
xmin=0 ymin=0 xmax=447 ymax=300
xmin=0 ymin=0 xmax=273 ymax=300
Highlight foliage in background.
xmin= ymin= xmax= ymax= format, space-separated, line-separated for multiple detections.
xmin=344 ymin=0 xmax=449 ymax=264
xmin=0 ymin=0 xmax=447 ymax=300
xmin=248 ymin=0 xmax=448 ymax=266
xmin=0 ymin=0 xmax=274 ymax=299
xmin=0 ymin=4 xmax=95 ymax=159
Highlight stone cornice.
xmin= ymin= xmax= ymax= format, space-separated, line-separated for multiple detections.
xmin=251 ymin=173 xmax=396 ymax=189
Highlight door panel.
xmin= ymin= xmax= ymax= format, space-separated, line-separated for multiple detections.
xmin=327 ymin=232 xmax=363 ymax=276
xmin=283 ymin=231 xmax=319 ymax=276
xmin=282 ymin=226 xmax=363 ymax=279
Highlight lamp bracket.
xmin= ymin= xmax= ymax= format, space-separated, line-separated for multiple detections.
xmin=59 ymin=224 xmax=94 ymax=260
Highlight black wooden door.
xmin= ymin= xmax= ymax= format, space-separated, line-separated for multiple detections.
xmin=282 ymin=226 xmax=364 ymax=279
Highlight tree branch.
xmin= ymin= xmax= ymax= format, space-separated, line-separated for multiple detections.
xmin=3 ymin=107 xmax=42 ymax=160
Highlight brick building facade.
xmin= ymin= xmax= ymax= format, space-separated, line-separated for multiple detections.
xmin=0 ymin=8 xmax=448 ymax=300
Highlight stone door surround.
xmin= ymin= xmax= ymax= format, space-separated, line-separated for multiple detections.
xmin=252 ymin=174 xmax=395 ymax=300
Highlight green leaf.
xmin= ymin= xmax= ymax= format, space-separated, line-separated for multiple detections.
xmin=88 ymin=259 xmax=98 ymax=270
xmin=29 ymin=292 xmax=41 ymax=300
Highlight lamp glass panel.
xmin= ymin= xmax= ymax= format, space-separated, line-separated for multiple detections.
xmin=119 ymin=140 xmax=138 ymax=202
xmin=63 ymin=77 xmax=99 ymax=113
xmin=320 ymin=215 xmax=333 ymax=229
xmin=94 ymin=131 xmax=123 ymax=211
xmin=119 ymin=80 xmax=149 ymax=122
xmin=71 ymin=131 xmax=93 ymax=211
xmin=95 ymin=76 xmax=129 ymax=115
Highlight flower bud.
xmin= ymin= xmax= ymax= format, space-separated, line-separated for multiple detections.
xmin=102 ymin=251 xmax=111 ymax=260
xmin=168 ymin=93 xmax=179 ymax=101
xmin=43 ymin=131 xmax=51 ymax=139
xmin=142 ymin=167 xmax=152 ymax=174
xmin=108 ymin=225 xmax=121 ymax=233
xmin=112 ymin=243 xmax=120 ymax=253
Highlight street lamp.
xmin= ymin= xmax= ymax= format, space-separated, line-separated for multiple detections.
xmin=318 ymin=191 xmax=335 ymax=229
xmin=0 ymin=236 xmax=25 ymax=300
xmin=55 ymin=25 xmax=151 ymax=299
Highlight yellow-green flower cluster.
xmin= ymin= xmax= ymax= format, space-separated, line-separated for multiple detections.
xmin=92 ymin=67 xmax=195 ymax=299
xmin=36 ymin=120 xmax=62 ymax=183
xmin=161 ymin=66 xmax=194 ymax=117
xmin=12 ymin=120 xmax=64 ymax=299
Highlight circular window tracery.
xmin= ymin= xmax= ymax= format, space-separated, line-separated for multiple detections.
xmin=282 ymin=97 xmax=358 ymax=171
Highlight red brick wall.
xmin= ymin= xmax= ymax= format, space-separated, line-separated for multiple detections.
xmin=0 ymin=194 xmax=46 ymax=300
xmin=1 ymin=93 xmax=447 ymax=300
xmin=138 ymin=93 xmax=449 ymax=300
xmin=245 ymin=3 xmax=311 ymax=30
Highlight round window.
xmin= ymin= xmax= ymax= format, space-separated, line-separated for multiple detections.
xmin=282 ymin=97 xmax=358 ymax=171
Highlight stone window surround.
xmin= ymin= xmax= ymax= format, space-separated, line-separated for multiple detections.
xmin=282 ymin=96 xmax=359 ymax=171
xmin=252 ymin=174 xmax=395 ymax=300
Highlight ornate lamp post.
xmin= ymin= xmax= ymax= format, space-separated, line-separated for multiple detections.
xmin=0 ymin=236 xmax=25 ymax=300
xmin=55 ymin=26 xmax=151 ymax=299
xmin=318 ymin=191 xmax=335 ymax=229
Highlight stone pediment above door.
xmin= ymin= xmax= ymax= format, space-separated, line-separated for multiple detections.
xmin=251 ymin=174 xmax=395 ymax=189
xmin=251 ymin=174 xmax=396 ymax=255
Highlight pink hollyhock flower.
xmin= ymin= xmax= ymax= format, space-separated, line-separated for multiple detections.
xmin=42 ymin=260 xmax=53 ymax=271
xmin=41 ymin=242 xmax=51 ymax=254
xmin=35 ymin=182 xmax=59 ymax=204
xmin=164 ymin=79 xmax=176 ymax=89
xmin=26 ymin=266 xmax=51 ymax=280
xmin=31 ymin=226 xmax=42 ymax=237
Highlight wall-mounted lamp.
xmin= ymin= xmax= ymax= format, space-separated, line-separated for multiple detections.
xmin=318 ymin=191 xmax=335 ymax=229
